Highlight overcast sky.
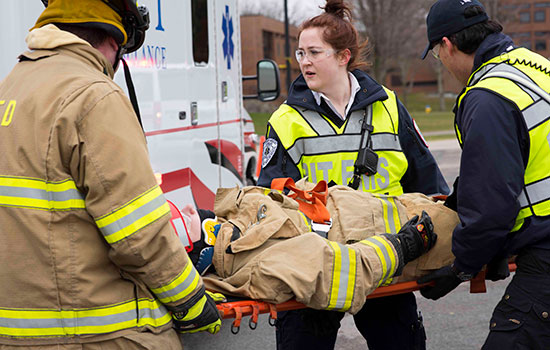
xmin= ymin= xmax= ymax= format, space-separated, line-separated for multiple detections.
xmin=240 ymin=0 xmax=326 ymax=24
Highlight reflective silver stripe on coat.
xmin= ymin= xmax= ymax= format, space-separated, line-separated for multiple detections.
xmin=522 ymin=99 xmax=550 ymax=130
xmin=335 ymin=243 xmax=351 ymax=310
xmin=0 ymin=185 xmax=83 ymax=202
xmin=378 ymin=196 xmax=398 ymax=233
xmin=295 ymin=108 xmax=337 ymax=135
xmin=469 ymin=63 xmax=498 ymax=86
xmin=517 ymin=83 xmax=542 ymax=102
xmin=344 ymin=108 xmax=370 ymax=134
xmin=99 ymin=195 xmax=167 ymax=237
xmin=286 ymin=134 xmax=402 ymax=164
xmin=371 ymin=134 xmax=401 ymax=151
xmin=153 ymin=268 xmax=199 ymax=301
xmin=475 ymin=62 xmax=535 ymax=87
xmin=364 ymin=237 xmax=394 ymax=284
xmin=484 ymin=63 xmax=543 ymax=102
xmin=518 ymin=177 xmax=550 ymax=208
xmin=0 ymin=301 xmax=168 ymax=333
xmin=0 ymin=310 xmax=138 ymax=329
xmin=478 ymin=67 xmax=550 ymax=134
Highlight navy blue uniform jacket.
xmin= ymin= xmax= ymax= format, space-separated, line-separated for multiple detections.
xmin=452 ymin=33 xmax=550 ymax=274
xmin=258 ymin=69 xmax=449 ymax=197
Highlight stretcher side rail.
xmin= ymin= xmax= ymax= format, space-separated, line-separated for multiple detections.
xmin=216 ymin=263 xmax=517 ymax=334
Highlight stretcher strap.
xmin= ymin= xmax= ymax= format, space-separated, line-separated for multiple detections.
xmin=270 ymin=178 xmax=331 ymax=223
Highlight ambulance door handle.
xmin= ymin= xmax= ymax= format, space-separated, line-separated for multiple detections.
xmin=191 ymin=102 xmax=198 ymax=125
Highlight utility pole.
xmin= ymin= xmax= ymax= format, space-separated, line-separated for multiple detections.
xmin=284 ymin=0 xmax=291 ymax=93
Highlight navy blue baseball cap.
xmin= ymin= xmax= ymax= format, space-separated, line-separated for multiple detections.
xmin=420 ymin=0 xmax=489 ymax=59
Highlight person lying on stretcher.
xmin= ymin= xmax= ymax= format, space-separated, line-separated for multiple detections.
xmin=169 ymin=180 xmax=458 ymax=314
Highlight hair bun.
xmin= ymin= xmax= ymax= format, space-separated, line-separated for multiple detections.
xmin=323 ymin=0 xmax=352 ymax=21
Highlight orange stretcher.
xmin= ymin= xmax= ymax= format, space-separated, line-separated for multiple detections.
xmin=216 ymin=263 xmax=517 ymax=334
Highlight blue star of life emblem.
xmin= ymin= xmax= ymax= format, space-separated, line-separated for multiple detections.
xmin=222 ymin=5 xmax=234 ymax=70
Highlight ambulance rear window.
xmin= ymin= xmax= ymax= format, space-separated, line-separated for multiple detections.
xmin=192 ymin=0 xmax=209 ymax=65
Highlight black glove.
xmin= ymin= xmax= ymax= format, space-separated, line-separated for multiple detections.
xmin=396 ymin=210 xmax=437 ymax=265
xmin=444 ymin=177 xmax=459 ymax=211
xmin=417 ymin=265 xmax=464 ymax=300
xmin=171 ymin=287 xmax=222 ymax=334
xmin=485 ymin=256 xmax=510 ymax=281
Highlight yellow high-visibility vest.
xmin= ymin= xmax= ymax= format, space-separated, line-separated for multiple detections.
xmin=269 ymin=88 xmax=408 ymax=198
xmin=456 ymin=48 xmax=550 ymax=231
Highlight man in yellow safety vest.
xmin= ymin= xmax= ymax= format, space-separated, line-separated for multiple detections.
xmin=419 ymin=0 xmax=550 ymax=348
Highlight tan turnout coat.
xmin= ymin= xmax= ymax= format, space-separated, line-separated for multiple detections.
xmin=204 ymin=182 xmax=458 ymax=313
xmin=0 ymin=25 xmax=199 ymax=347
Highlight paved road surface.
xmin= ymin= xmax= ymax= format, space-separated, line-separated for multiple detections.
xmin=182 ymin=139 xmax=512 ymax=349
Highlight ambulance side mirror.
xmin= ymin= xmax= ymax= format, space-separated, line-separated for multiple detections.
xmin=257 ymin=60 xmax=280 ymax=102
xmin=243 ymin=59 xmax=280 ymax=102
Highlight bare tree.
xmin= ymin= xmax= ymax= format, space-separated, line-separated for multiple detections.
xmin=239 ymin=1 xmax=311 ymax=26
xmin=353 ymin=0 xmax=432 ymax=85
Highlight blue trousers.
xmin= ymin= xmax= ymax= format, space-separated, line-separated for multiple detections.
xmin=275 ymin=292 xmax=426 ymax=350
xmin=482 ymin=249 xmax=550 ymax=350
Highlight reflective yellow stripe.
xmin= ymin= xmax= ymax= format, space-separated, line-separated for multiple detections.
xmin=0 ymin=298 xmax=170 ymax=338
xmin=343 ymin=247 xmax=356 ymax=311
xmin=326 ymin=241 xmax=356 ymax=311
xmin=374 ymin=195 xmax=401 ymax=234
xmin=360 ymin=236 xmax=397 ymax=287
xmin=297 ymin=211 xmax=312 ymax=232
xmin=95 ymin=186 xmax=170 ymax=244
xmin=151 ymin=257 xmax=201 ymax=304
xmin=327 ymin=241 xmax=342 ymax=309
xmin=0 ymin=176 xmax=85 ymax=211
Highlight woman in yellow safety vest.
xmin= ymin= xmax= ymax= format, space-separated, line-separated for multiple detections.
xmin=257 ymin=1 xmax=449 ymax=349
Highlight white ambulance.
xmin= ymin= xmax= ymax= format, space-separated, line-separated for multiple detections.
xmin=1 ymin=1 xmax=280 ymax=346
xmin=1 ymin=0 xmax=280 ymax=213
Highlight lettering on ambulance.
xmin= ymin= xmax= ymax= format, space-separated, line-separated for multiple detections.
xmin=0 ymin=100 xmax=16 ymax=127
xmin=361 ymin=157 xmax=390 ymax=191
xmin=155 ymin=0 xmax=165 ymax=31
xmin=124 ymin=45 xmax=167 ymax=69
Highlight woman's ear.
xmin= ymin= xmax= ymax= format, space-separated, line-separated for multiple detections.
xmin=339 ymin=48 xmax=351 ymax=67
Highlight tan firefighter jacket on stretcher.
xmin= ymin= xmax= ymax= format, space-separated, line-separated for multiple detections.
xmin=203 ymin=181 xmax=458 ymax=314
xmin=0 ymin=25 xmax=200 ymax=347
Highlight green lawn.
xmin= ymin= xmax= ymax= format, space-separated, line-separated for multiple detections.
xmin=249 ymin=110 xmax=454 ymax=140
xmin=249 ymin=112 xmax=271 ymax=136
xmin=398 ymin=93 xmax=457 ymax=112
xmin=409 ymin=111 xmax=454 ymax=133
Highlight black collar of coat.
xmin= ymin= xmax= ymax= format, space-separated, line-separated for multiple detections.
xmin=285 ymin=69 xmax=389 ymax=115
xmin=472 ymin=32 xmax=516 ymax=74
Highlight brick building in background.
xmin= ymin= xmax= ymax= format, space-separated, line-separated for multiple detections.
xmin=240 ymin=1 xmax=550 ymax=111
xmin=503 ymin=0 xmax=550 ymax=55
xmin=240 ymin=15 xmax=300 ymax=104
xmin=387 ymin=0 xmax=550 ymax=98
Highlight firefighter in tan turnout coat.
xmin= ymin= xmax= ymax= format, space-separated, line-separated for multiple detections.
xmin=0 ymin=1 xmax=221 ymax=348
